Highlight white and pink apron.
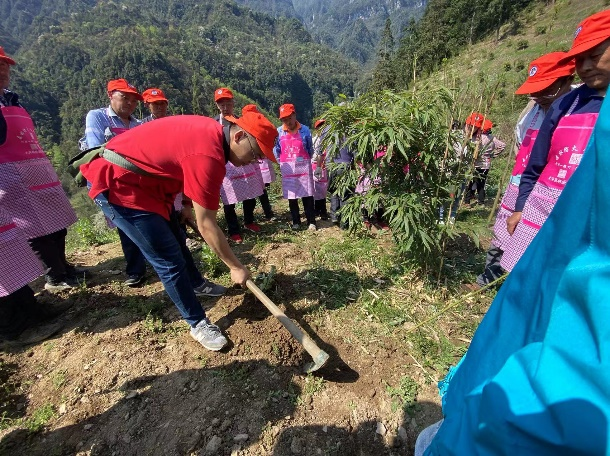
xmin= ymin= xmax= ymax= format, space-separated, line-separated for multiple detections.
xmin=279 ymin=132 xmax=314 ymax=199
xmin=257 ymin=158 xmax=276 ymax=184
xmin=501 ymin=105 xmax=598 ymax=272
xmin=0 ymin=106 xmax=76 ymax=239
xmin=312 ymin=153 xmax=328 ymax=200
xmin=0 ymin=207 xmax=43 ymax=296
xmin=220 ymin=162 xmax=264 ymax=205
xmin=491 ymin=108 xmax=543 ymax=250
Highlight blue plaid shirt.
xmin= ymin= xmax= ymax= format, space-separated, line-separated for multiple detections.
xmin=84 ymin=106 xmax=141 ymax=148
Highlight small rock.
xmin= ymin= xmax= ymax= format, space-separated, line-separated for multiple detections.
xmin=84 ymin=424 xmax=93 ymax=431
xmin=376 ymin=422 xmax=387 ymax=436
xmin=205 ymin=435 xmax=222 ymax=454
xmin=80 ymin=396 xmax=90 ymax=404
xmin=290 ymin=437 xmax=302 ymax=454
xmin=125 ymin=391 xmax=138 ymax=399
xmin=58 ymin=403 xmax=67 ymax=415
xmin=220 ymin=419 xmax=232 ymax=432
xmin=211 ymin=418 xmax=220 ymax=426
xmin=322 ymin=425 xmax=328 ymax=433
xmin=398 ymin=426 xmax=408 ymax=443
xmin=233 ymin=433 xmax=249 ymax=443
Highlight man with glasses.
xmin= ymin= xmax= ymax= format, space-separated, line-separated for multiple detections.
xmin=84 ymin=79 xmax=147 ymax=287
xmin=79 ymin=109 xmax=278 ymax=351
xmin=501 ymin=9 xmax=610 ymax=273
xmin=472 ymin=52 xmax=575 ymax=288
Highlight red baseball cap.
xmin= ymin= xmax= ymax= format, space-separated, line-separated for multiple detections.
xmin=314 ymin=119 xmax=326 ymax=129
xmin=0 ymin=47 xmax=15 ymax=65
xmin=465 ymin=112 xmax=488 ymax=128
xmin=225 ymin=107 xmax=279 ymax=163
xmin=214 ymin=87 xmax=234 ymax=102
xmin=279 ymin=103 xmax=295 ymax=119
xmin=482 ymin=119 xmax=493 ymax=131
xmin=142 ymin=87 xmax=168 ymax=103
xmin=560 ymin=10 xmax=610 ymax=61
xmin=515 ymin=52 xmax=575 ymax=95
xmin=107 ymin=79 xmax=143 ymax=101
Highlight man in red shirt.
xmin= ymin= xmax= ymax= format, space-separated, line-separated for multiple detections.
xmin=81 ymin=109 xmax=278 ymax=351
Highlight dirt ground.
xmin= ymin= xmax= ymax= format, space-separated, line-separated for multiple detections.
xmin=0 ymin=220 xmax=446 ymax=456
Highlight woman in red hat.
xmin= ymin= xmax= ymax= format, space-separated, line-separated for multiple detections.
xmin=501 ymin=9 xmax=610 ymax=273
xmin=474 ymin=52 xmax=575 ymax=287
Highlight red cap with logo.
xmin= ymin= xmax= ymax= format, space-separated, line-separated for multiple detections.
xmin=142 ymin=88 xmax=168 ymax=103
xmin=107 ymin=79 xmax=143 ymax=101
xmin=279 ymin=103 xmax=295 ymax=119
xmin=314 ymin=119 xmax=326 ymax=129
xmin=0 ymin=47 xmax=15 ymax=66
xmin=515 ymin=52 xmax=575 ymax=95
xmin=225 ymin=106 xmax=279 ymax=163
xmin=465 ymin=112 xmax=489 ymax=128
xmin=561 ymin=9 xmax=610 ymax=61
xmin=214 ymin=87 xmax=234 ymax=102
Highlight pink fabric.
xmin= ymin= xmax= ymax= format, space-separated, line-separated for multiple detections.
xmin=279 ymin=132 xmax=314 ymax=199
xmin=500 ymin=112 xmax=597 ymax=272
xmin=312 ymin=154 xmax=328 ymax=200
xmin=220 ymin=162 xmax=264 ymax=205
xmin=257 ymin=159 xmax=276 ymax=184
xmin=0 ymin=106 xmax=76 ymax=239
xmin=0 ymin=208 xmax=43 ymax=296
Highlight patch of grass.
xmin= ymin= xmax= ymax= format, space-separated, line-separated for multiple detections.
xmin=212 ymin=365 xmax=250 ymax=385
xmin=194 ymin=354 xmax=208 ymax=368
xmin=386 ymin=375 xmax=419 ymax=413
xmin=51 ymin=370 xmax=67 ymax=390
xmin=142 ymin=312 xmax=164 ymax=334
xmin=124 ymin=295 xmax=165 ymax=317
xmin=196 ymin=243 xmax=227 ymax=278
xmin=302 ymin=268 xmax=361 ymax=311
xmin=66 ymin=216 xmax=118 ymax=250
xmin=23 ymin=403 xmax=56 ymax=433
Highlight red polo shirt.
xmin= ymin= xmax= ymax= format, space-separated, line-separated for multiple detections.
xmin=81 ymin=115 xmax=227 ymax=219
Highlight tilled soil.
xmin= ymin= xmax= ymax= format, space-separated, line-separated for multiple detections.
xmin=0 ymin=225 xmax=443 ymax=456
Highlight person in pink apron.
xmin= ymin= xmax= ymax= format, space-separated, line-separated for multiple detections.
xmin=84 ymin=78 xmax=147 ymax=287
xmin=273 ymin=103 xmax=317 ymax=230
xmin=214 ymin=89 xmax=267 ymax=243
xmin=355 ymin=147 xmax=390 ymax=230
xmin=474 ymin=52 xmax=576 ymax=287
xmin=0 ymin=47 xmax=79 ymax=293
xmin=501 ymin=10 xmax=610 ymax=273
xmin=312 ymin=119 xmax=329 ymax=220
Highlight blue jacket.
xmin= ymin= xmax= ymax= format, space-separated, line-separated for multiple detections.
xmin=273 ymin=123 xmax=313 ymax=160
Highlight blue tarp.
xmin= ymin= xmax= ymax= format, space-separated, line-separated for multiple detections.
xmin=426 ymin=94 xmax=610 ymax=455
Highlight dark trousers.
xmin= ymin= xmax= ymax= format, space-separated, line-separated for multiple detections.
xmin=466 ymin=168 xmax=489 ymax=204
xmin=314 ymin=198 xmax=328 ymax=217
xmin=328 ymin=165 xmax=353 ymax=226
xmin=362 ymin=207 xmax=384 ymax=223
xmin=117 ymin=228 xmax=147 ymax=277
xmin=28 ymin=228 xmax=69 ymax=283
xmin=223 ymin=198 xmax=256 ymax=235
xmin=259 ymin=186 xmax=274 ymax=219
xmin=0 ymin=285 xmax=36 ymax=339
xmin=476 ymin=246 xmax=506 ymax=286
xmin=289 ymin=196 xmax=315 ymax=225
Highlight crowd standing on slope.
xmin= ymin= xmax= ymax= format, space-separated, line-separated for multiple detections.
xmin=0 ymin=8 xmax=608 ymax=358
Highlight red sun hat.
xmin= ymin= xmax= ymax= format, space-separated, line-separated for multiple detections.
xmin=107 ymin=79 xmax=143 ymax=101
xmin=465 ymin=112 xmax=489 ymax=128
xmin=515 ymin=51 xmax=576 ymax=95
xmin=142 ymin=87 xmax=168 ymax=103
xmin=225 ymin=109 xmax=279 ymax=163
xmin=214 ymin=87 xmax=234 ymax=102
xmin=278 ymin=103 xmax=295 ymax=119
xmin=0 ymin=47 xmax=15 ymax=65
xmin=314 ymin=119 xmax=326 ymax=129
xmin=560 ymin=9 xmax=610 ymax=62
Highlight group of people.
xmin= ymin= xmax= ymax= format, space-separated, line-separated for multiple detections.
xmin=417 ymin=9 xmax=610 ymax=455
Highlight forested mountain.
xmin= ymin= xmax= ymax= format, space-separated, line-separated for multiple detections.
xmin=233 ymin=0 xmax=426 ymax=64
xmin=0 ymin=0 xmax=358 ymax=164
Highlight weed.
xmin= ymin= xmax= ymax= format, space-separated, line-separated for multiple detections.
xmin=24 ymin=403 xmax=56 ymax=433
xmin=197 ymin=243 xmax=227 ymax=278
xmin=302 ymin=374 xmax=324 ymax=396
xmin=124 ymin=296 xmax=165 ymax=318
xmin=66 ymin=216 xmax=118 ymax=250
xmin=51 ymin=370 xmax=67 ymax=390
xmin=212 ymin=365 xmax=250 ymax=385
xmin=195 ymin=354 xmax=208 ymax=368
xmin=143 ymin=312 xmax=164 ymax=334
xmin=386 ymin=375 xmax=419 ymax=413
xmin=43 ymin=341 xmax=56 ymax=353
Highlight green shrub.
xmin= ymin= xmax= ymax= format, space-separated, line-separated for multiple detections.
xmin=197 ymin=243 xmax=227 ymax=278
xmin=516 ymin=39 xmax=529 ymax=50
xmin=67 ymin=215 xmax=118 ymax=249
xmin=503 ymin=62 xmax=512 ymax=72
xmin=535 ymin=25 xmax=547 ymax=36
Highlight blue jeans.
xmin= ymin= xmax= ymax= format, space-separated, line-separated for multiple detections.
xmin=94 ymin=193 xmax=206 ymax=327
xmin=117 ymin=228 xmax=146 ymax=277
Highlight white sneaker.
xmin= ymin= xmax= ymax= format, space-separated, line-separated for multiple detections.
xmin=307 ymin=223 xmax=317 ymax=231
xmin=437 ymin=220 xmax=445 ymax=226
xmin=449 ymin=217 xmax=456 ymax=225
xmin=190 ymin=319 xmax=227 ymax=351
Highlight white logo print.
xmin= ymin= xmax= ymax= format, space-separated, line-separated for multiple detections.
xmin=529 ymin=66 xmax=538 ymax=77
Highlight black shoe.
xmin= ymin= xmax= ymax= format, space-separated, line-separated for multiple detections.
xmin=44 ymin=276 xmax=80 ymax=292
xmin=320 ymin=213 xmax=329 ymax=221
xmin=66 ymin=264 xmax=89 ymax=279
xmin=331 ymin=216 xmax=339 ymax=224
xmin=124 ymin=274 xmax=145 ymax=287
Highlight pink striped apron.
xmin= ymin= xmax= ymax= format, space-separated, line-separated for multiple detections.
xmin=491 ymin=108 xmax=543 ymax=249
xmin=501 ymin=108 xmax=598 ymax=272
xmin=312 ymin=152 xmax=328 ymax=200
xmin=257 ymin=158 xmax=276 ymax=184
xmin=220 ymin=162 xmax=264 ymax=205
xmin=0 ymin=106 xmax=77 ymax=239
xmin=0 ymin=207 xmax=43 ymax=296
xmin=279 ymin=132 xmax=314 ymax=199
